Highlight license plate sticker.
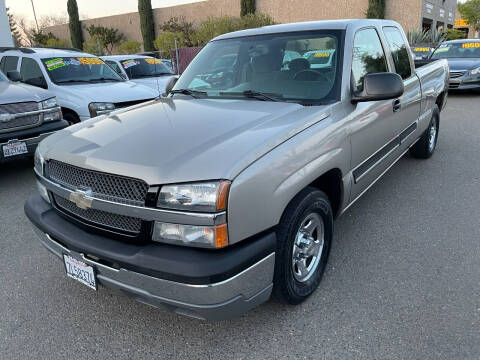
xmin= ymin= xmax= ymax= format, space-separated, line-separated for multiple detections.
xmin=2 ymin=140 xmax=27 ymax=157
xmin=63 ymin=255 xmax=97 ymax=290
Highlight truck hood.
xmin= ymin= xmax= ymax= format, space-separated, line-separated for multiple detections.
xmin=40 ymin=98 xmax=331 ymax=184
xmin=130 ymin=76 xmax=173 ymax=95
xmin=58 ymin=81 xmax=158 ymax=103
xmin=0 ymin=81 xmax=51 ymax=104
xmin=446 ymin=58 xmax=480 ymax=71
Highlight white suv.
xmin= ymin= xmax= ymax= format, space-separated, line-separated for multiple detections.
xmin=0 ymin=48 xmax=158 ymax=123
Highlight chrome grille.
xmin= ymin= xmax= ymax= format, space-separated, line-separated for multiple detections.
xmin=53 ymin=194 xmax=142 ymax=234
xmin=45 ymin=160 xmax=149 ymax=206
xmin=0 ymin=102 xmax=40 ymax=131
xmin=449 ymin=71 xmax=465 ymax=79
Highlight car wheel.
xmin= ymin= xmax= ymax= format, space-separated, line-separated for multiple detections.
xmin=63 ymin=112 xmax=80 ymax=126
xmin=410 ymin=105 xmax=439 ymax=159
xmin=273 ymin=187 xmax=333 ymax=305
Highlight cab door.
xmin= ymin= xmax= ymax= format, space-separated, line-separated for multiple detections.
xmin=382 ymin=26 xmax=422 ymax=146
xmin=348 ymin=27 xmax=400 ymax=201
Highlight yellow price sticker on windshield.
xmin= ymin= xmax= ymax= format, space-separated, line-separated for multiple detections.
xmin=145 ymin=58 xmax=162 ymax=64
xmin=462 ymin=43 xmax=480 ymax=48
xmin=414 ymin=47 xmax=430 ymax=52
xmin=314 ymin=52 xmax=330 ymax=58
xmin=77 ymin=57 xmax=105 ymax=65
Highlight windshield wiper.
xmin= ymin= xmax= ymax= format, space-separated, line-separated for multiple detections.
xmin=56 ymin=79 xmax=91 ymax=84
xmin=170 ymin=89 xmax=207 ymax=98
xmin=219 ymin=90 xmax=283 ymax=102
xmin=89 ymin=77 xmax=123 ymax=82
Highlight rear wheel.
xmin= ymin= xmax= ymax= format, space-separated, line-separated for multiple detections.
xmin=273 ymin=187 xmax=333 ymax=304
xmin=410 ymin=105 xmax=439 ymax=159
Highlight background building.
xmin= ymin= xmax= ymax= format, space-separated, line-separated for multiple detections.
xmin=43 ymin=0 xmax=458 ymax=51
xmin=1 ymin=0 xmax=14 ymax=47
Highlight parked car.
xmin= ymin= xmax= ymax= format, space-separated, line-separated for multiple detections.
xmin=136 ymin=52 xmax=175 ymax=72
xmin=26 ymin=20 xmax=448 ymax=321
xmin=410 ymin=46 xmax=433 ymax=60
xmin=0 ymin=47 xmax=158 ymax=124
xmin=102 ymin=55 xmax=174 ymax=96
xmin=430 ymin=39 xmax=480 ymax=90
xmin=0 ymin=69 xmax=67 ymax=162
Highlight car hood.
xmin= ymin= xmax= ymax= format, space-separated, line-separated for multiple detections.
xmin=129 ymin=76 xmax=173 ymax=95
xmin=0 ymin=81 xmax=51 ymax=104
xmin=40 ymin=98 xmax=331 ymax=184
xmin=58 ymin=81 xmax=158 ymax=103
xmin=446 ymin=58 xmax=480 ymax=71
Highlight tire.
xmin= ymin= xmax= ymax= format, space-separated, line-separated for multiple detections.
xmin=410 ymin=105 xmax=440 ymax=159
xmin=273 ymin=187 xmax=333 ymax=305
xmin=63 ymin=111 xmax=80 ymax=126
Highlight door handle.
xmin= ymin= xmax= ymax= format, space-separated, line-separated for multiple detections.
xmin=392 ymin=99 xmax=401 ymax=112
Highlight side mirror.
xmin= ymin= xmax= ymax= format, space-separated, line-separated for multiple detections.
xmin=7 ymin=70 xmax=21 ymax=82
xmin=165 ymin=76 xmax=178 ymax=95
xmin=351 ymin=72 xmax=404 ymax=103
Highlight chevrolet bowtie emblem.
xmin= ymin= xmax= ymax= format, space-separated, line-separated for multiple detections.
xmin=0 ymin=113 xmax=15 ymax=123
xmin=69 ymin=189 xmax=93 ymax=209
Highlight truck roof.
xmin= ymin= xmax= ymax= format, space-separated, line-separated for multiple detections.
xmin=213 ymin=19 xmax=401 ymax=41
xmin=0 ymin=47 xmax=95 ymax=59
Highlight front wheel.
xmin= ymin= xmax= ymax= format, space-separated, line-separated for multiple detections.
xmin=410 ymin=105 xmax=439 ymax=159
xmin=273 ymin=187 xmax=333 ymax=305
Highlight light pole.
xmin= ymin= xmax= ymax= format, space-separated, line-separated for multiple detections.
xmin=30 ymin=0 xmax=39 ymax=32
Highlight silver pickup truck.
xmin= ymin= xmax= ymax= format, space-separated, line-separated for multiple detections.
xmin=25 ymin=19 xmax=448 ymax=320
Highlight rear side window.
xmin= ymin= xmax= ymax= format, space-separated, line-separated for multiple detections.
xmin=20 ymin=57 xmax=47 ymax=88
xmin=106 ymin=60 xmax=122 ymax=74
xmin=351 ymin=28 xmax=388 ymax=92
xmin=383 ymin=27 xmax=412 ymax=79
xmin=0 ymin=56 xmax=19 ymax=74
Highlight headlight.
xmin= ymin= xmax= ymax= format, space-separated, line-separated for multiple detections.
xmin=41 ymin=97 xmax=62 ymax=122
xmin=470 ymin=67 xmax=480 ymax=75
xmin=41 ymin=97 xmax=58 ymax=109
xmin=157 ymin=181 xmax=230 ymax=212
xmin=88 ymin=102 xmax=115 ymax=117
xmin=152 ymin=222 xmax=228 ymax=248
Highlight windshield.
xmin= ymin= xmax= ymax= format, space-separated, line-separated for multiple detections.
xmin=431 ymin=42 xmax=480 ymax=59
xmin=41 ymin=57 xmax=123 ymax=84
xmin=120 ymin=58 xmax=173 ymax=79
xmin=174 ymin=30 xmax=344 ymax=104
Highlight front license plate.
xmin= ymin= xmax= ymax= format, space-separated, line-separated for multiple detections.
xmin=2 ymin=140 xmax=28 ymax=157
xmin=63 ymin=255 xmax=97 ymax=290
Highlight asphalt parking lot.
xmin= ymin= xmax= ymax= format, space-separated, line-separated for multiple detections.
xmin=1 ymin=93 xmax=479 ymax=359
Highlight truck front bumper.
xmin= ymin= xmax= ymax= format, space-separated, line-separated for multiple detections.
xmin=25 ymin=195 xmax=276 ymax=321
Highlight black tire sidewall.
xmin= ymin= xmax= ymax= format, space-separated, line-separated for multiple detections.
xmin=274 ymin=188 xmax=333 ymax=304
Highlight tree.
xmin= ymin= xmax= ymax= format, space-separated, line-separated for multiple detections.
xmin=160 ymin=17 xmax=195 ymax=46
xmin=458 ymin=0 xmax=480 ymax=31
xmin=138 ymin=0 xmax=155 ymax=51
xmin=118 ymin=40 xmax=141 ymax=54
xmin=240 ymin=0 xmax=255 ymax=17
xmin=85 ymin=24 xmax=124 ymax=54
xmin=67 ymin=0 xmax=83 ymax=49
xmin=444 ymin=29 xmax=467 ymax=41
xmin=366 ymin=0 xmax=385 ymax=19
xmin=7 ymin=8 xmax=21 ymax=46
xmin=154 ymin=31 xmax=185 ymax=53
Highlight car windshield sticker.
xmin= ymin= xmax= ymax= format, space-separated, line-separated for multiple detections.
xmin=435 ymin=47 xmax=450 ymax=53
xmin=45 ymin=58 xmax=66 ymax=71
xmin=77 ymin=57 xmax=105 ymax=65
xmin=145 ymin=58 xmax=162 ymax=65
xmin=122 ymin=59 xmax=138 ymax=69
xmin=65 ymin=58 xmax=81 ymax=66
xmin=462 ymin=43 xmax=480 ymax=48
xmin=313 ymin=52 xmax=330 ymax=57
xmin=414 ymin=48 xmax=430 ymax=52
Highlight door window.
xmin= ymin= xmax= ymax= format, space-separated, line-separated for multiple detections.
xmin=383 ymin=27 xmax=412 ymax=79
xmin=106 ymin=60 xmax=122 ymax=74
xmin=351 ymin=28 xmax=388 ymax=92
xmin=0 ymin=56 xmax=19 ymax=74
xmin=20 ymin=57 xmax=48 ymax=88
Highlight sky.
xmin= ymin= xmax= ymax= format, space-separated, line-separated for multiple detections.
xmin=6 ymin=0 xmax=204 ymax=24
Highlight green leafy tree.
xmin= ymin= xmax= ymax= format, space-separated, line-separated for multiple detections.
xmin=366 ymin=0 xmax=385 ymax=19
xmin=67 ymin=0 xmax=83 ymax=49
xmin=154 ymin=31 xmax=185 ymax=53
xmin=458 ymin=0 xmax=480 ymax=31
xmin=45 ymin=37 xmax=70 ymax=48
xmin=138 ymin=0 xmax=155 ymax=51
xmin=240 ymin=0 xmax=256 ymax=17
xmin=160 ymin=17 xmax=195 ymax=46
xmin=117 ymin=40 xmax=142 ymax=54
xmin=83 ymin=35 xmax=103 ymax=55
xmin=444 ymin=29 xmax=467 ymax=41
xmin=85 ymin=24 xmax=124 ymax=54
